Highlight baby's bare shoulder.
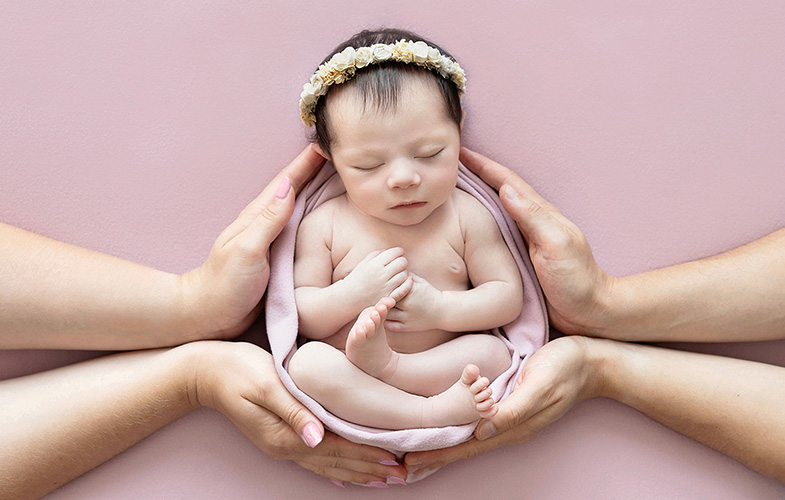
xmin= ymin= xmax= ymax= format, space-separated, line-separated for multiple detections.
xmin=299 ymin=196 xmax=343 ymax=230
xmin=452 ymin=189 xmax=498 ymax=233
xmin=296 ymin=196 xmax=346 ymax=246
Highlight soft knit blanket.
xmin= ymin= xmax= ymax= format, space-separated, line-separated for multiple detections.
xmin=266 ymin=162 xmax=548 ymax=455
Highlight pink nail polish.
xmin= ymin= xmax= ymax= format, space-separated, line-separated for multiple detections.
xmin=301 ymin=422 xmax=323 ymax=448
xmin=387 ymin=476 xmax=407 ymax=486
xmin=378 ymin=459 xmax=399 ymax=466
xmin=330 ymin=480 xmax=345 ymax=488
xmin=367 ymin=481 xmax=388 ymax=488
xmin=275 ymin=176 xmax=291 ymax=199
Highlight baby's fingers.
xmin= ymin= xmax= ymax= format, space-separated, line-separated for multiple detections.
xmin=369 ymin=247 xmax=405 ymax=266
xmin=389 ymin=274 xmax=413 ymax=302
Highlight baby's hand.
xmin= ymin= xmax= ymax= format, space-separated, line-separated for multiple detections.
xmin=343 ymin=247 xmax=412 ymax=308
xmin=384 ymin=273 xmax=444 ymax=333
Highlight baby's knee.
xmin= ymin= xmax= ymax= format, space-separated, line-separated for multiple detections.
xmin=288 ymin=341 xmax=344 ymax=394
xmin=476 ymin=335 xmax=512 ymax=379
xmin=289 ymin=342 xmax=331 ymax=389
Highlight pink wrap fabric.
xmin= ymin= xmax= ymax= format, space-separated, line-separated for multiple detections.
xmin=266 ymin=162 xmax=548 ymax=455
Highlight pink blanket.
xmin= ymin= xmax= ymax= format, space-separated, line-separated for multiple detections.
xmin=266 ymin=162 xmax=548 ymax=455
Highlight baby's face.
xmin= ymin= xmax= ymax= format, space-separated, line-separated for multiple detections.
xmin=326 ymin=80 xmax=460 ymax=227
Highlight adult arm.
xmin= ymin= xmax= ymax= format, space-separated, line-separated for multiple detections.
xmin=405 ymin=336 xmax=785 ymax=483
xmin=0 ymin=341 xmax=406 ymax=499
xmin=0 ymin=145 xmax=324 ymax=350
xmin=459 ymin=146 xmax=785 ymax=342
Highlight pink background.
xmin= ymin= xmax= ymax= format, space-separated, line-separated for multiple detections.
xmin=2 ymin=1 xmax=784 ymax=498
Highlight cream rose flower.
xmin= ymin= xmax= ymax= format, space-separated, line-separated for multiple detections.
xmin=309 ymin=74 xmax=324 ymax=95
xmin=300 ymin=84 xmax=317 ymax=106
xmin=438 ymin=55 xmax=453 ymax=77
xmin=426 ymin=47 xmax=441 ymax=67
xmin=355 ymin=47 xmax=373 ymax=68
xmin=340 ymin=46 xmax=356 ymax=67
xmin=412 ymin=41 xmax=429 ymax=64
xmin=330 ymin=51 xmax=351 ymax=72
xmin=371 ymin=43 xmax=393 ymax=62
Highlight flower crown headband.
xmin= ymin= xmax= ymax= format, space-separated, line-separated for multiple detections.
xmin=299 ymin=39 xmax=466 ymax=126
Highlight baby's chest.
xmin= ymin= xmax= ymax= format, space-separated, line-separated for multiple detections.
xmin=332 ymin=228 xmax=470 ymax=291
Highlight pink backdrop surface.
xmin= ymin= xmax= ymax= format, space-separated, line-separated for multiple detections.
xmin=2 ymin=1 xmax=784 ymax=498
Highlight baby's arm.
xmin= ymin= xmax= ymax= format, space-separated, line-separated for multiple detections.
xmin=294 ymin=206 xmax=410 ymax=339
xmin=445 ymin=196 xmax=524 ymax=331
xmin=386 ymin=194 xmax=523 ymax=334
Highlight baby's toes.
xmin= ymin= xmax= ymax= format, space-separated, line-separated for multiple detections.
xmin=470 ymin=376 xmax=491 ymax=395
xmin=478 ymin=403 xmax=499 ymax=419
xmin=474 ymin=386 xmax=493 ymax=403
xmin=460 ymin=364 xmax=481 ymax=387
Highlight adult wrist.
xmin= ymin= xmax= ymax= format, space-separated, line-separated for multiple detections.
xmin=585 ymin=337 xmax=629 ymax=401
xmin=174 ymin=340 xmax=225 ymax=411
xmin=583 ymin=272 xmax=627 ymax=338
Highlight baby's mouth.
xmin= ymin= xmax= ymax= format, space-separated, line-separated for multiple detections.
xmin=392 ymin=201 xmax=426 ymax=209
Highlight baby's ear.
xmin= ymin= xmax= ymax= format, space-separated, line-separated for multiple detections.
xmin=312 ymin=142 xmax=330 ymax=161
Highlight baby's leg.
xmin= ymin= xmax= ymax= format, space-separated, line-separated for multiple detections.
xmin=346 ymin=299 xmax=511 ymax=397
xmin=387 ymin=333 xmax=511 ymax=397
xmin=345 ymin=297 xmax=400 ymax=382
xmin=289 ymin=342 xmax=497 ymax=429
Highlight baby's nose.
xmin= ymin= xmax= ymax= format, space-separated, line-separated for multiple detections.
xmin=387 ymin=161 xmax=421 ymax=189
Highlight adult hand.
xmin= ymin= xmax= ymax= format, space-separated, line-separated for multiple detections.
xmin=190 ymin=341 xmax=407 ymax=486
xmin=181 ymin=145 xmax=325 ymax=339
xmin=404 ymin=336 xmax=603 ymax=474
xmin=460 ymin=147 xmax=614 ymax=335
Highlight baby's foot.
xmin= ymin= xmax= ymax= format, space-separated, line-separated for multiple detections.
xmin=346 ymin=297 xmax=400 ymax=382
xmin=422 ymin=364 xmax=498 ymax=427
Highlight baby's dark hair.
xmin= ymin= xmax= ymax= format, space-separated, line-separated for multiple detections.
xmin=310 ymin=28 xmax=463 ymax=157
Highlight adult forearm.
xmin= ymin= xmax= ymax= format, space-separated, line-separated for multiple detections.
xmin=0 ymin=223 xmax=196 ymax=350
xmin=596 ymin=339 xmax=785 ymax=482
xmin=594 ymin=228 xmax=785 ymax=342
xmin=0 ymin=345 xmax=198 ymax=500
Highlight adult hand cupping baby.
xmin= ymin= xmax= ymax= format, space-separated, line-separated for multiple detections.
xmin=187 ymin=341 xmax=407 ymax=486
xmin=458 ymin=147 xmax=615 ymax=337
xmin=404 ymin=336 xmax=603 ymax=474
xmin=179 ymin=145 xmax=324 ymax=341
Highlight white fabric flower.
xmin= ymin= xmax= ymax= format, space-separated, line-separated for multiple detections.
xmin=299 ymin=39 xmax=467 ymax=126
xmin=371 ymin=43 xmax=393 ymax=62
xmin=427 ymin=47 xmax=441 ymax=66
xmin=412 ymin=41 xmax=429 ymax=64
xmin=355 ymin=47 xmax=373 ymax=68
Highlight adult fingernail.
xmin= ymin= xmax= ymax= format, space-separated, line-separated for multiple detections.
xmin=387 ymin=476 xmax=408 ymax=486
xmin=367 ymin=481 xmax=388 ymax=488
xmin=275 ymin=176 xmax=291 ymax=199
xmin=412 ymin=465 xmax=435 ymax=477
xmin=301 ymin=422 xmax=323 ymax=448
xmin=331 ymin=480 xmax=345 ymax=488
xmin=502 ymin=184 xmax=519 ymax=201
xmin=477 ymin=421 xmax=497 ymax=440
xmin=378 ymin=459 xmax=399 ymax=466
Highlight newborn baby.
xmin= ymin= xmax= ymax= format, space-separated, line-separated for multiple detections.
xmin=288 ymin=29 xmax=523 ymax=430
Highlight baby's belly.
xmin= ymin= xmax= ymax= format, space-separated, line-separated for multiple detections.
xmin=323 ymin=323 xmax=461 ymax=354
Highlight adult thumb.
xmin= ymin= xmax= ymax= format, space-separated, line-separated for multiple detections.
xmin=474 ymin=380 xmax=536 ymax=441
xmin=262 ymin=370 xmax=325 ymax=448
xmin=246 ymin=176 xmax=296 ymax=253
xmin=500 ymin=184 xmax=563 ymax=250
